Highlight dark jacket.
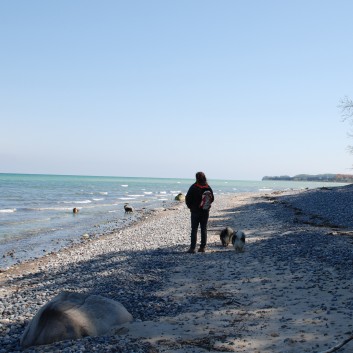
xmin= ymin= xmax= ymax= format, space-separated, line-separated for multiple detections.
xmin=185 ymin=183 xmax=214 ymax=212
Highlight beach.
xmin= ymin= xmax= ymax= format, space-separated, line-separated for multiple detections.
xmin=1 ymin=186 xmax=353 ymax=353
xmin=1 ymin=173 xmax=348 ymax=271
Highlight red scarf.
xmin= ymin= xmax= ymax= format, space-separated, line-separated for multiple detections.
xmin=195 ymin=183 xmax=209 ymax=189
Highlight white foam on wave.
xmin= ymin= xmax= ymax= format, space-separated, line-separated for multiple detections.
xmin=93 ymin=198 xmax=104 ymax=201
xmin=121 ymin=185 xmax=128 ymax=187
xmin=259 ymin=188 xmax=273 ymax=192
xmin=144 ymin=192 xmax=153 ymax=195
xmin=28 ymin=207 xmax=73 ymax=211
xmin=62 ymin=200 xmax=92 ymax=204
xmin=129 ymin=194 xmax=144 ymax=197
xmin=99 ymin=192 xmax=108 ymax=195
xmin=0 ymin=208 xmax=16 ymax=213
xmin=159 ymin=191 xmax=167 ymax=194
xmin=158 ymin=198 xmax=168 ymax=201
xmin=118 ymin=197 xmax=136 ymax=200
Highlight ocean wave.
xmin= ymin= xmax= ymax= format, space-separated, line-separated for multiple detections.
xmin=62 ymin=200 xmax=92 ymax=204
xmin=26 ymin=207 xmax=73 ymax=211
xmin=121 ymin=185 xmax=128 ymax=187
xmin=118 ymin=197 xmax=136 ymax=200
xmin=0 ymin=208 xmax=16 ymax=213
xmin=144 ymin=192 xmax=153 ymax=195
xmin=99 ymin=192 xmax=108 ymax=195
xmin=92 ymin=198 xmax=104 ymax=201
xmin=128 ymin=194 xmax=144 ymax=197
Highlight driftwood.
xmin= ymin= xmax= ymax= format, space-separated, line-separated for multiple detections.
xmin=318 ymin=335 xmax=353 ymax=353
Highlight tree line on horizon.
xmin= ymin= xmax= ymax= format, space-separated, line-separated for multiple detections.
xmin=262 ymin=174 xmax=353 ymax=182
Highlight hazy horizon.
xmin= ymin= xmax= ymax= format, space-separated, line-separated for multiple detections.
xmin=2 ymin=170 xmax=353 ymax=183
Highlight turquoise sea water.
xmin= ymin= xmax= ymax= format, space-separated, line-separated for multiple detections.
xmin=0 ymin=173 xmax=348 ymax=269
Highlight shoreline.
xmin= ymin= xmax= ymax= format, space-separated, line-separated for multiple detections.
xmin=0 ymin=201 xmax=183 ymax=281
xmin=1 ymin=174 xmax=350 ymax=273
xmin=0 ymin=200 xmax=177 ymax=272
xmin=1 ymin=188 xmax=353 ymax=352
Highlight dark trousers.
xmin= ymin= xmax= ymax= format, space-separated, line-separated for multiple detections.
xmin=190 ymin=210 xmax=209 ymax=249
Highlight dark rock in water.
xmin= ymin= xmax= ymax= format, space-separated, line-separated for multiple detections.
xmin=20 ymin=291 xmax=133 ymax=348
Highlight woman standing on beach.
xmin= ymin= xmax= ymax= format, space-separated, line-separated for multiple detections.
xmin=185 ymin=172 xmax=214 ymax=253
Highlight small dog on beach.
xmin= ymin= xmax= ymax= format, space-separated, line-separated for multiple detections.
xmin=232 ymin=230 xmax=246 ymax=252
xmin=124 ymin=204 xmax=133 ymax=213
xmin=220 ymin=227 xmax=234 ymax=247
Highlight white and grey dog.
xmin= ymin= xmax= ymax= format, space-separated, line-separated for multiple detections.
xmin=232 ymin=230 xmax=246 ymax=252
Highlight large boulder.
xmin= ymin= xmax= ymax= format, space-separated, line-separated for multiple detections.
xmin=20 ymin=291 xmax=133 ymax=348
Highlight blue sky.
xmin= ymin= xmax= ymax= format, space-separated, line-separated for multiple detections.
xmin=1 ymin=0 xmax=353 ymax=180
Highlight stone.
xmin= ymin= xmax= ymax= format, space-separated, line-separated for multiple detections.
xmin=20 ymin=291 xmax=133 ymax=348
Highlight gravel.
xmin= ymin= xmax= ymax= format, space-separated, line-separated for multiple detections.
xmin=1 ymin=186 xmax=353 ymax=352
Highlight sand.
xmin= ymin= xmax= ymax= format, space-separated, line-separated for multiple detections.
xmin=1 ymin=189 xmax=353 ymax=353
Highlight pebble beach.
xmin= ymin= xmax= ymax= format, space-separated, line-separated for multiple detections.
xmin=1 ymin=185 xmax=353 ymax=353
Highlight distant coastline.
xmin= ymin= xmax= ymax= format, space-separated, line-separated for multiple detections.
xmin=262 ymin=173 xmax=353 ymax=183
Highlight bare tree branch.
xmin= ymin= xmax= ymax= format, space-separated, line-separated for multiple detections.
xmin=339 ymin=96 xmax=353 ymax=154
xmin=338 ymin=96 xmax=353 ymax=122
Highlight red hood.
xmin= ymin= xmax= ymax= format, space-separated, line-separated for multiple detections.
xmin=195 ymin=183 xmax=209 ymax=189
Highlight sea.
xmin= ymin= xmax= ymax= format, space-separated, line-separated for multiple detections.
xmin=0 ymin=173 xmax=349 ymax=269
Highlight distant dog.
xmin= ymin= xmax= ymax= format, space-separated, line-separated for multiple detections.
xmin=124 ymin=204 xmax=133 ymax=213
xmin=232 ymin=230 xmax=246 ymax=252
xmin=72 ymin=208 xmax=79 ymax=214
xmin=220 ymin=227 xmax=234 ymax=247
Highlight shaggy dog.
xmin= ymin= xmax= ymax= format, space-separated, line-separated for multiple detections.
xmin=232 ymin=230 xmax=246 ymax=252
xmin=220 ymin=227 xmax=234 ymax=247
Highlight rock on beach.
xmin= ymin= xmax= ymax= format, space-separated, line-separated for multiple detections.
xmin=20 ymin=291 xmax=133 ymax=348
xmin=0 ymin=185 xmax=353 ymax=352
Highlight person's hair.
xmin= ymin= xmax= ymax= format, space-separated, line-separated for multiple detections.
xmin=196 ymin=172 xmax=207 ymax=185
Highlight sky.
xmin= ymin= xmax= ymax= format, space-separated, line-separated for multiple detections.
xmin=1 ymin=0 xmax=353 ymax=181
